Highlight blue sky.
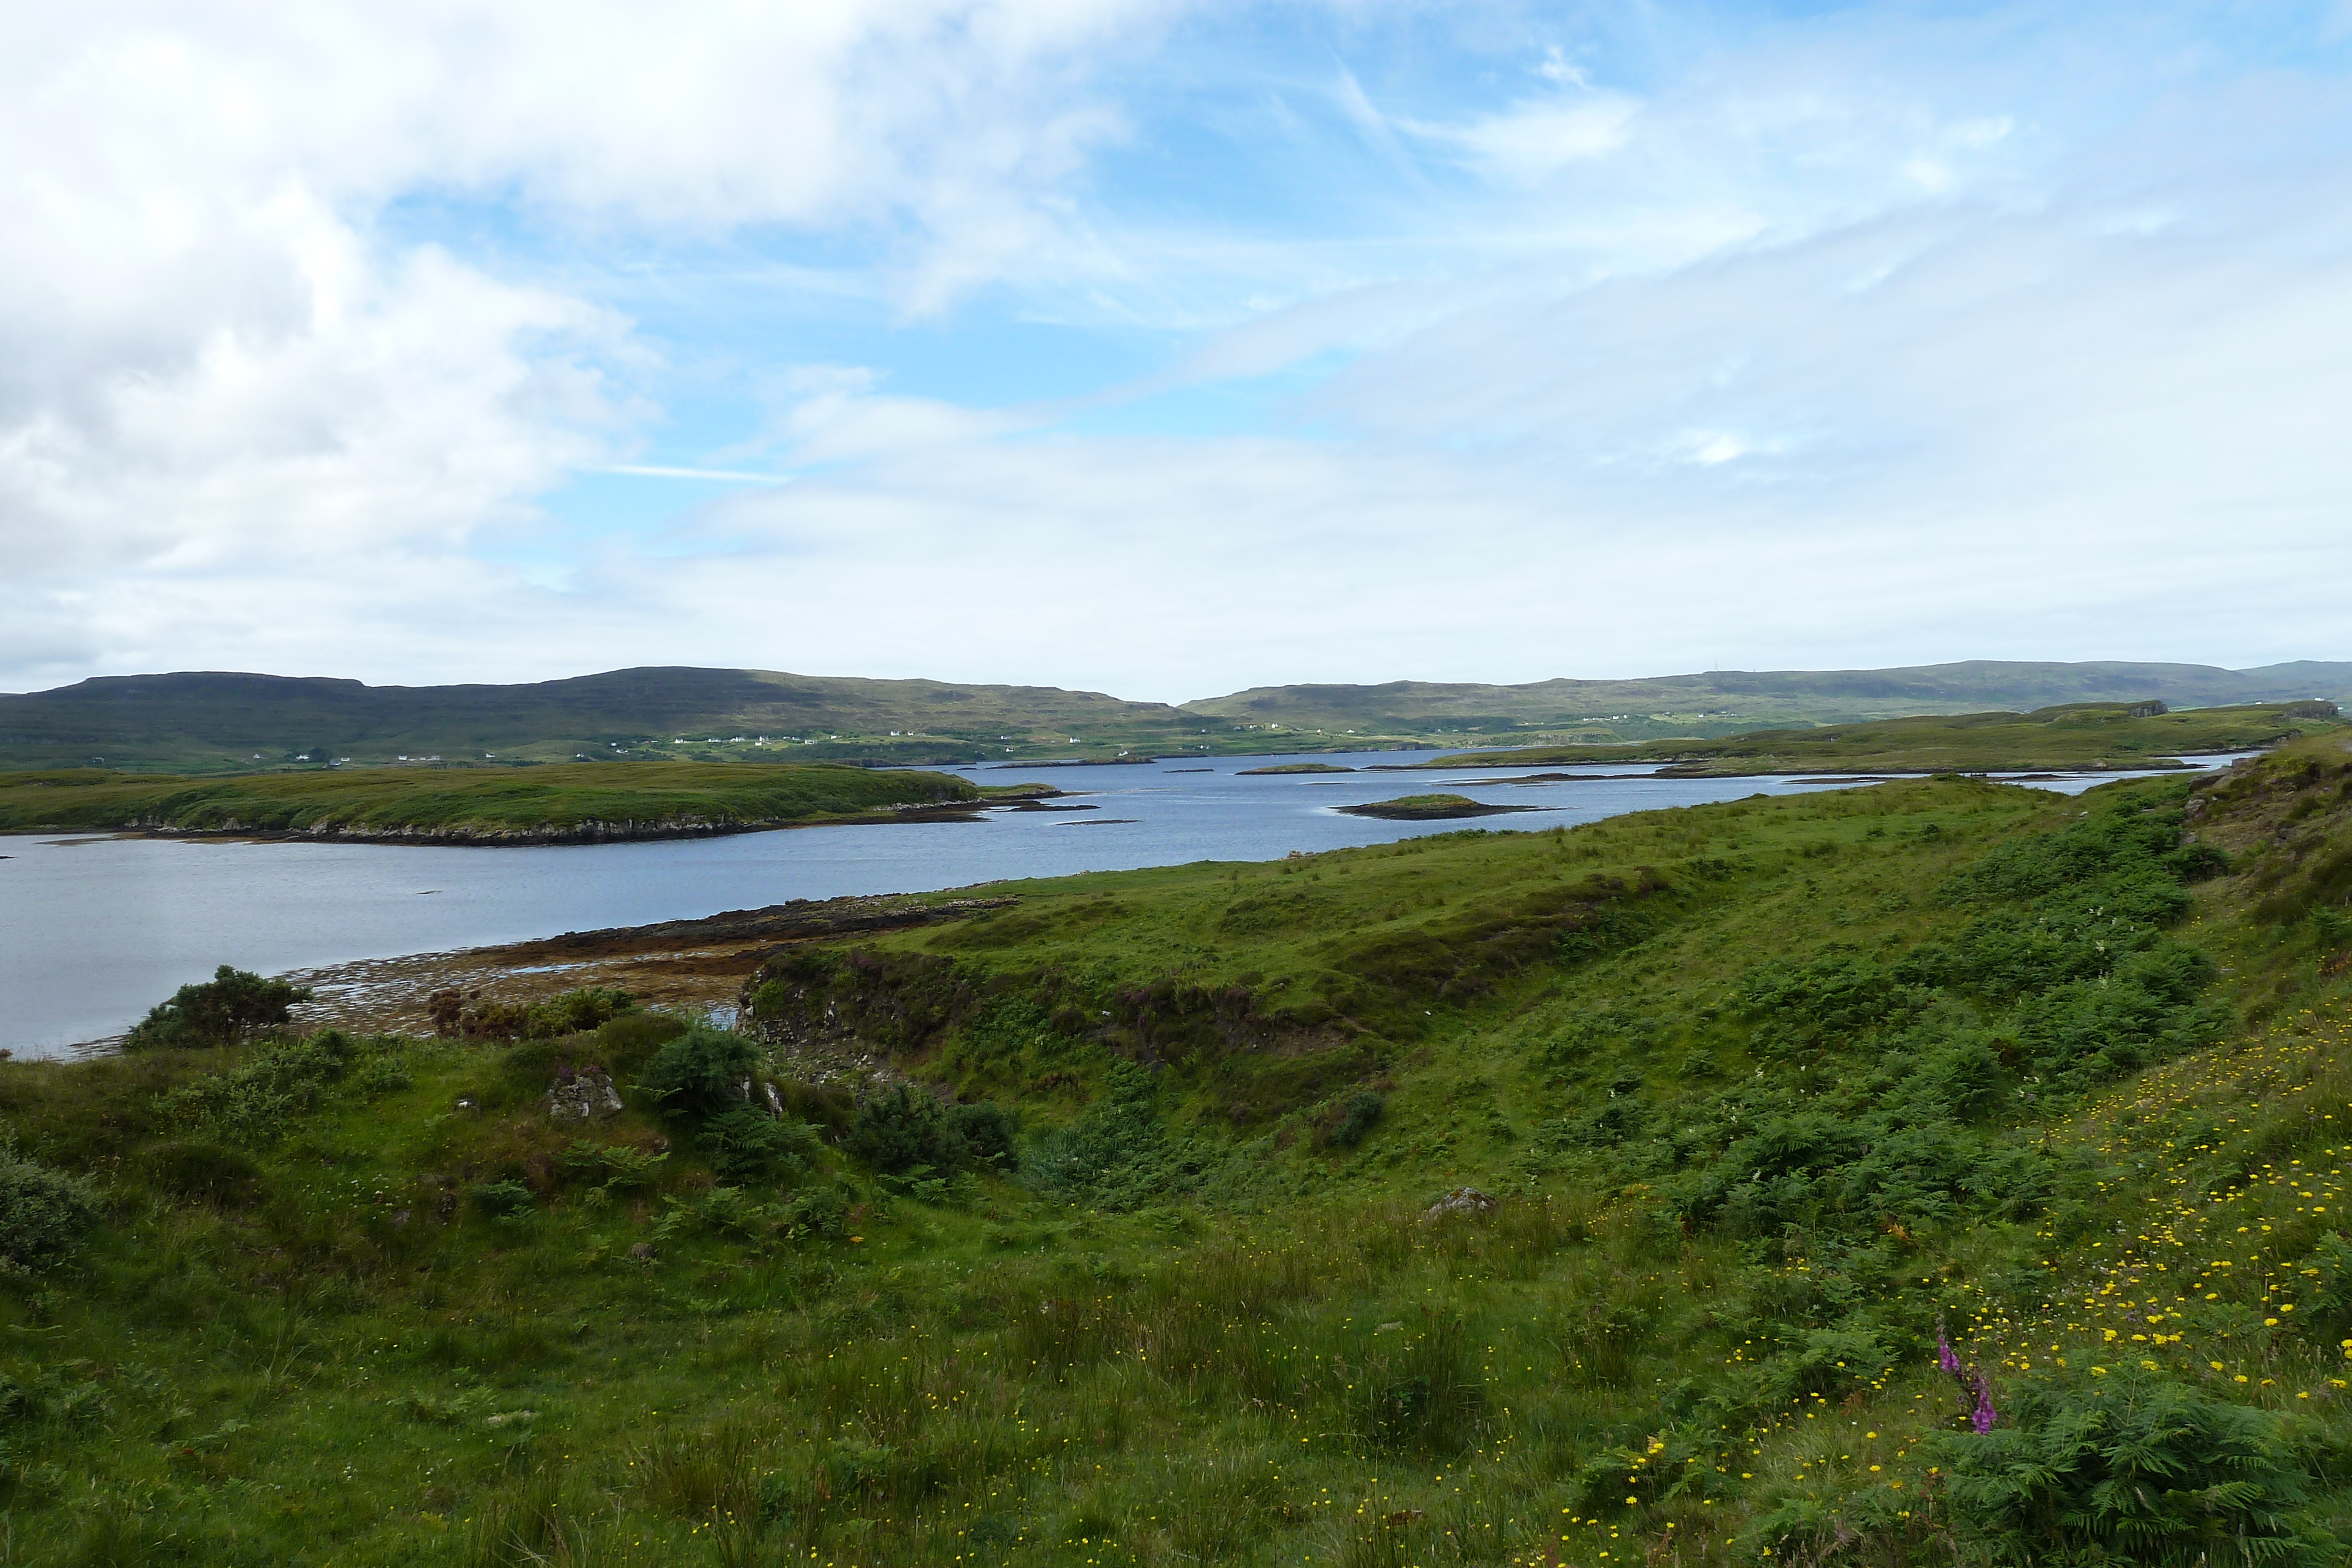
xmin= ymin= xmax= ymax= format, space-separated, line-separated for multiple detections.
xmin=4 ymin=2 xmax=2350 ymax=700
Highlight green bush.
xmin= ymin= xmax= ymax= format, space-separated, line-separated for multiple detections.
xmin=469 ymin=1180 xmax=536 ymax=1222
xmin=0 ymin=1144 xmax=102 ymax=1272
xmin=841 ymin=1085 xmax=1015 ymax=1176
xmin=139 ymin=1139 xmax=268 ymax=1208
xmin=122 ymin=965 xmax=313 ymax=1050
xmin=696 ymin=1102 xmax=823 ymax=1181
xmin=589 ymin=1011 xmax=689 ymax=1081
xmin=844 ymin=1084 xmax=963 ymax=1176
xmin=946 ymin=1101 xmax=1017 ymax=1169
xmin=153 ymin=1029 xmax=358 ymax=1145
xmin=558 ymin=1140 xmax=667 ymax=1194
xmin=1326 ymin=1091 xmax=1384 ymax=1148
xmin=1934 ymin=1368 xmax=2331 ymax=1566
xmin=437 ymin=986 xmax=639 ymax=1042
xmin=635 ymin=1027 xmax=762 ymax=1120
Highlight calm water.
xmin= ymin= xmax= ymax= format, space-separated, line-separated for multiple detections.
xmin=0 ymin=750 xmax=2237 ymax=1056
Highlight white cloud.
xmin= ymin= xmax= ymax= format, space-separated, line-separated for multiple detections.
xmin=0 ymin=0 xmax=1179 ymax=686
xmin=1402 ymin=96 xmax=1642 ymax=185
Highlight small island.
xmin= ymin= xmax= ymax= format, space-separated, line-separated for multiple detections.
xmin=1237 ymin=761 xmax=1358 ymax=775
xmin=1337 ymin=792 xmax=1544 ymax=821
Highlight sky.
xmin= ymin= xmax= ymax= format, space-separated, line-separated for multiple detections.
xmin=5 ymin=2 xmax=2350 ymax=703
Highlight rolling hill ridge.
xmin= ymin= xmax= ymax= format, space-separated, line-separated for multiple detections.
xmin=3 ymin=657 xmax=2347 ymax=773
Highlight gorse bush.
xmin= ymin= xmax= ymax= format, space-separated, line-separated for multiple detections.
xmin=1933 ymin=1368 xmax=2327 ymax=1566
xmin=123 ymin=965 xmax=313 ymax=1051
xmin=0 ymin=1143 xmax=101 ymax=1273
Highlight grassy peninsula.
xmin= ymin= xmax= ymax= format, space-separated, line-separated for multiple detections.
xmin=1420 ymin=700 xmax=2340 ymax=775
xmin=3 ymin=736 xmax=2352 ymax=1563
xmin=0 ymin=760 xmax=984 ymax=844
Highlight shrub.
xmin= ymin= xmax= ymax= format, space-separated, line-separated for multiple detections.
xmin=432 ymin=987 xmax=637 ymax=1042
xmin=153 ymin=1029 xmax=358 ymax=1145
xmin=696 ymin=1103 xmax=823 ymax=1181
xmin=636 ymin=1026 xmax=763 ymax=1120
xmin=1933 ymin=1368 xmax=2329 ymax=1566
xmin=469 ymin=1180 xmax=536 ymax=1222
xmin=588 ymin=1011 xmax=687 ymax=1080
xmin=0 ymin=1144 xmax=102 ymax=1272
xmin=123 ymin=965 xmax=313 ymax=1050
xmin=1326 ymin=1091 xmax=1384 ymax=1148
xmin=139 ymin=1140 xmax=268 ymax=1208
xmin=559 ymin=1141 xmax=667 ymax=1194
xmin=845 ymin=1085 xmax=962 ymax=1176
xmin=946 ymin=1101 xmax=1017 ymax=1169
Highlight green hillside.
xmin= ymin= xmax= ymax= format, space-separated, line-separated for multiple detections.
xmin=1188 ymin=658 xmax=2352 ymax=744
xmin=0 ymin=760 xmax=981 ymax=842
xmin=2 ymin=735 xmax=2351 ymax=1563
xmin=1419 ymin=700 xmax=2342 ymax=775
xmin=5 ymin=658 xmax=2348 ymax=773
xmin=0 ymin=667 xmax=1215 ymax=774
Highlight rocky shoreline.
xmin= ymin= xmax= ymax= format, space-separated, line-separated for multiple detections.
xmin=262 ymin=892 xmax=1025 ymax=1039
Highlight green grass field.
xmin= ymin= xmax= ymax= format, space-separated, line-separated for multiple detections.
xmin=2 ymin=734 xmax=2350 ymax=1563
xmin=0 ymin=760 xmax=980 ymax=842
xmin=1422 ymin=701 xmax=2340 ymax=775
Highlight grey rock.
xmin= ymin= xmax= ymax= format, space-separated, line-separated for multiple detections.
xmin=546 ymin=1064 xmax=624 ymax=1123
xmin=1422 ymin=1187 xmax=1498 ymax=1222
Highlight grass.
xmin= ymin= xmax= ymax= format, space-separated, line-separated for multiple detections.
xmin=1422 ymin=700 xmax=2340 ymax=774
xmin=0 ymin=760 xmax=978 ymax=841
xmin=1 ymin=734 xmax=2350 ymax=1562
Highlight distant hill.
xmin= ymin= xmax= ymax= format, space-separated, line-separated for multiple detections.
xmin=1 ymin=658 xmax=2344 ymax=772
xmin=0 ymin=667 xmax=1209 ymax=773
xmin=1186 ymin=658 xmax=2352 ymax=740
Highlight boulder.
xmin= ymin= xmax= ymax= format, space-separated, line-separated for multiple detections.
xmin=1423 ymin=1187 xmax=1497 ymax=1221
xmin=546 ymin=1064 xmax=624 ymax=1123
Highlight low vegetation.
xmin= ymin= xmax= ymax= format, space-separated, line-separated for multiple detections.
xmin=1426 ymin=700 xmax=2341 ymax=775
xmin=0 ymin=760 xmax=980 ymax=842
xmin=2 ymin=734 xmax=2351 ymax=1563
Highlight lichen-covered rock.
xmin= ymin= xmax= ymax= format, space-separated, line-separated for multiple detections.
xmin=1422 ymin=1187 xmax=1496 ymax=1222
xmin=546 ymin=1064 xmax=624 ymax=1123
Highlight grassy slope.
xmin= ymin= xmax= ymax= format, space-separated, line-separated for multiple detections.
xmin=0 ymin=760 xmax=978 ymax=841
xmin=1421 ymin=701 xmax=2339 ymax=774
xmin=2 ymin=738 xmax=2350 ymax=1563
